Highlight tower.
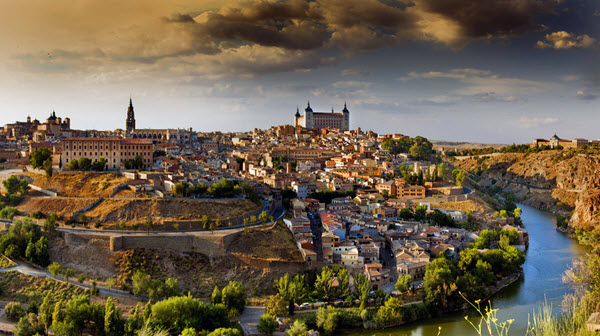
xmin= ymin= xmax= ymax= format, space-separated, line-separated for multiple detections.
xmin=126 ymin=98 xmax=136 ymax=134
xmin=342 ymin=102 xmax=350 ymax=131
xmin=294 ymin=106 xmax=301 ymax=127
xmin=304 ymin=101 xmax=313 ymax=129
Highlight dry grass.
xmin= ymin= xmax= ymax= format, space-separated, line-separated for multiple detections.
xmin=85 ymin=198 xmax=259 ymax=224
xmin=431 ymin=199 xmax=494 ymax=214
xmin=17 ymin=197 xmax=97 ymax=218
xmin=226 ymin=222 xmax=303 ymax=262
xmin=25 ymin=172 xmax=128 ymax=198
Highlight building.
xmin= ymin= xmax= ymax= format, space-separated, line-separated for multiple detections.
xmin=3 ymin=112 xmax=71 ymax=141
xmin=294 ymin=102 xmax=349 ymax=131
xmin=532 ymin=134 xmax=600 ymax=149
xmin=61 ymin=137 xmax=153 ymax=170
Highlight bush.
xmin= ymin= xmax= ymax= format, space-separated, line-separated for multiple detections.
xmin=221 ymin=281 xmax=246 ymax=314
xmin=31 ymin=211 xmax=44 ymax=219
xmin=0 ymin=207 xmax=19 ymax=219
xmin=257 ymin=313 xmax=277 ymax=335
xmin=5 ymin=301 xmax=25 ymax=321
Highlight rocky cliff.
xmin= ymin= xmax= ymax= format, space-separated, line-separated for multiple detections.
xmin=456 ymin=151 xmax=600 ymax=233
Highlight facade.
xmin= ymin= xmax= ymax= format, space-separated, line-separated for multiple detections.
xmin=294 ymin=102 xmax=349 ymax=131
xmin=532 ymin=134 xmax=600 ymax=149
xmin=3 ymin=112 xmax=71 ymax=141
xmin=61 ymin=137 xmax=153 ymax=170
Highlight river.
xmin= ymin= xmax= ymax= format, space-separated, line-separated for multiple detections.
xmin=343 ymin=203 xmax=587 ymax=336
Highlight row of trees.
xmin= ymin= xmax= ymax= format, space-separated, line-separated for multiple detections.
xmin=11 ymin=292 xmax=240 ymax=336
xmin=66 ymin=157 xmax=108 ymax=171
xmin=172 ymin=179 xmax=258 ymax=203
xmin=30 ymin=148 xmax=53 ymax=176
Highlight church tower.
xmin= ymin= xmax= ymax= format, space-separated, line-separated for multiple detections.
xmin=126 ymin=98 xmax=136 ymax=135
xmin=342 ymin=102 xmax=350 ymax=131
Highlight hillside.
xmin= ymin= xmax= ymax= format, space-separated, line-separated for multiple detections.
xmin=25 ymin=172 xmax=129 ymax=198
xmin=454 ymin=150 xmax=600 ymax=233
xmin=85 ymin=198 xmax=259 ymax=224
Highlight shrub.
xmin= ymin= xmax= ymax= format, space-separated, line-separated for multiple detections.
xmin=5 ymin=301 xmax=25 ymax=321
xmin=257 ymin=313 xmax=277 ymax=335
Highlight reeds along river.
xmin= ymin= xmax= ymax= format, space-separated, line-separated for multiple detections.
xmin=343 ymin=203 xmax=587 ymax=336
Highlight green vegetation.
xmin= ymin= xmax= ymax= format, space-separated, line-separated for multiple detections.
xmin=123 ymin=155 xmax=145 ymax=170
xmin=257 ymin=313 xmax=277 ymax=335
xmin=131 ymin=271 xmax=180 ymax=300
xmin=0 ymin=218 xmax=50 ymax=266
xmin=5 ymin=301 xmax=26 ymax=321
xmin=172 ymin=179 xmax=260 ymax=204
xmin=382 ymin=136 xmax=433 ymax=160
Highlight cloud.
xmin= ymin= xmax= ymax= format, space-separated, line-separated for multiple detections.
xmin=341 ymin=69 xmax=369 ymax=76
xmin=331 ymin=80 xmax=373 ymax=88
xmin=536 ymin=31 xmax=597 ymax=49
xmin=400 ymin=68 xmax=552 ymax=96
xmin=575 ymin=90 xmax=598 ymax=100
xmin=516 ymin=116 xmax=559 ymax=129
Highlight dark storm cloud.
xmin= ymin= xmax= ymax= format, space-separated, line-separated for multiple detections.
xmin=419 ymin=0 xmax=555 ymax=41
xmin=164 ymin=0 xmax=562 ymax=53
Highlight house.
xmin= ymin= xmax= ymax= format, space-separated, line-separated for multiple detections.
xmin=364 ymin=263 xmax=390 ymax=290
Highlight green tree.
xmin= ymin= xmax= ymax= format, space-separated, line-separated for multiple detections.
xmin=78 ymin=157 xmax=92 ymax=171
xmin=62 ymin=267 xmax=75 ymax=283
xmin=409 ymin=136 xmax=433 ymax=160
xmin=257 ymin=313 xmax=277 ymax=336
xmin=375 ymin=296 xmax=404 ymax=327
xmin=48 ymin=262 xmax=61 ymax=276
xmin=173 ymin=182 xmax=190 ymax=197
xmin=316 ymin=306 xmax=340 ymax=335
xmin=5 ymin=302 xmax=25 ymax=321
xmin=286 ymin=320 xmax=309 ymax=336
xmin=92 ymin=157 xmax=107 ymax=171
xmin=2 ymin=175 xmax=29 ymax=195
xmin=265 ymin=293 xmax=288 ymax=317
xmin=423 ymin=257 xmax=459 ymax=311
xmin=207 ymin=328 xmax=242 ymax=336
xmin=40 ymin=291 xmax=53 ymax=332
xmin=201 ymin=215 xmax=210 ymax=230
xmin=221 ymin=281 xmax=247 ymax=314
xmin=395 ymin=274 xmax=413 ymax=293
xmin=105 ymin=297 xmax=123 ymax=336
xmin=13 ymin=313 xmax=45 ymax=336
xmin=212 ymin=285 xmax=222 ymax=305
xmin=43 ymin=158 xmax=53 ymax=177
xmin=29 ymin=147 xmax=52 ymax=169
xmin=353 ymin=273 xmax=370 ymax=310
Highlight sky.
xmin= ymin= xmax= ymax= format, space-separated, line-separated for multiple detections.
xmin=0 ymin=0 xmax=599 ymax=144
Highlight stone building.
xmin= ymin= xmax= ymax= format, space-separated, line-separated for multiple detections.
xmin=124 ymin=98 xmax=193 ymax=144
xmin=294 ymin=102 xmax=349 ymax=131
xmin=61 ymin=137 xmax=153 ymax=170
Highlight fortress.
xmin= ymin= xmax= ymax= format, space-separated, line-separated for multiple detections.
xmin=294 ymin=102 xmax=350 ymax=131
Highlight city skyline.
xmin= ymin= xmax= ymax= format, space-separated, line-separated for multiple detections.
xmin=0 ymin=0 xmax=599 ymax=143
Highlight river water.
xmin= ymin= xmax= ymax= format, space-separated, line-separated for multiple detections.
xmin=343 ymin=203 xmax=586 ymax=336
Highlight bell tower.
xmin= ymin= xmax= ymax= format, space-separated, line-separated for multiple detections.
xmin=126 ymin=98 xmax=136 ymax=135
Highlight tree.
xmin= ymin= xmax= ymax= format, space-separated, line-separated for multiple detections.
xmin=257 ymin=313 xmax=277 ymax=336
xmin=67 ymin=159 xmax=79 ymax=170
xmin=452 ymin=169 xmax=466 ymax=186
xmin=395 ymin=274 xmax=413 ymax=293
xmin=78 ymin=157 xmax=92 ymax=171
xmin=29 ymin=147 xmax=52 ymax=169
xmin=43 ymin=158 xmax=53 ymax=177
xmin=48 ymin=262 xmax=61 ymax=276
xmin=212 ymin=285 xmax=222 ymax=305
xmin=221 ymin=281 xmax=246 ymax=314
xmin=13 ymin=313 xmax=45 ymax=336
xmin=62 ymin=267 xmax=75 ymax=283
xmin=207 ymin=328 xmax=242 ymax=336
xmin=40 ymin=291 xmax=53 ymax=332
xmin=105 ymin=297 xmax=123 ymax=336
xmin=409 ymin=136 xmax=433 ymax=160
xmin=92 ymin=157 xmax=107 ymax=171
xmin=44 ymin=212 xmax=58 ymax=233
xmin=2 ymin=175 xmax=29 ymax=195
xmin=286 ymin=320 xmax=309 ymax=336
xmin=375 ymin=296 xmax=404 ymax=327
xmin=201 ymin=215 xmax=210 ymax=230
xmin=423 ymin=257 xmax=459 ymax=311
xmin=316 ymin=306 xmax=341 ymax=335
xmin=173 ymin=182 xmax=190 ymax=197
xmin=265 ymin=293 xmax=288 ymax=317
xmin=274 ymin=273 xmax=308 ymax=316
xmin=353 ymin=273 xmax=370 ymax=310
xmin=414 ymin=206 xmax=427 ymax=222
xmin=5 ymin=302 xmax=25 ymax=321
xmin=259 ymin=211 xmax=269 ymax=223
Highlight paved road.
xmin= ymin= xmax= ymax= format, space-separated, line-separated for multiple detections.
xmin=239 ymin=306 xmax=265 ymax=336
xmin=307 ymin=210 xmax=323 ymax=262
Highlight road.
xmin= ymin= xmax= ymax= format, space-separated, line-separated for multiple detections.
xmin=307 ymin=210 xmax=323 ymax=262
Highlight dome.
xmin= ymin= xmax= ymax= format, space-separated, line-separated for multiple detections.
xmin=305 ymin=101 xmax=313 ymax=113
